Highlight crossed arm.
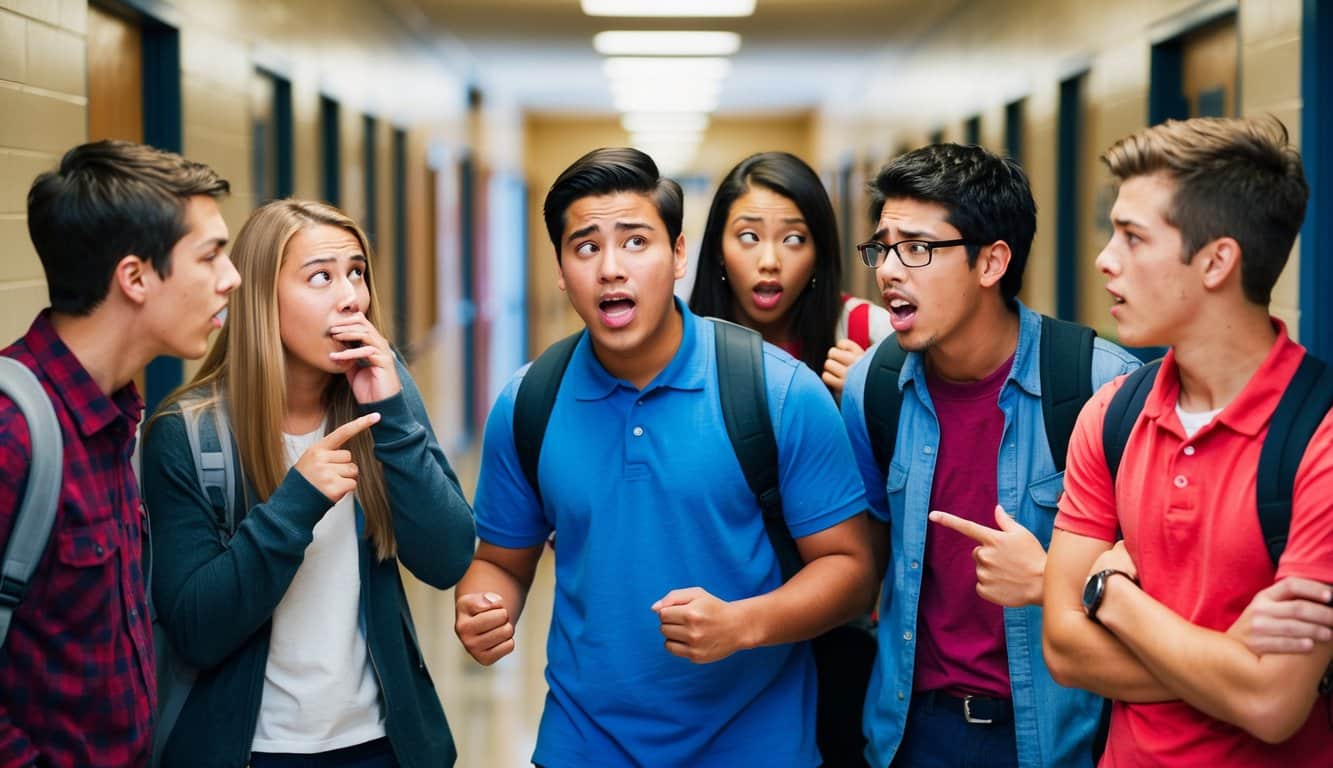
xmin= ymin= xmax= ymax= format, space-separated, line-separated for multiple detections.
xmin=1043 ymin=529 xmax=1333 ymax=744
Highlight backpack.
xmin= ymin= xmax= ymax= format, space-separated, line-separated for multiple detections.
xmin=1100 ymin=353 xmax=1333 ymax=566
xmin=150 ymin=395 xmax=243 ymax=767
xmin=862 ymin=315 xmax=1096 ymax=475
xmin=513 ymin=320 xmax=875 ymax=766
xmin=0 ymin=357 xmax=64 ymax=647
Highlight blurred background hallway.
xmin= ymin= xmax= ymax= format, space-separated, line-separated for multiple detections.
xmin=1 ymin=0 xmax=1330 ymax=764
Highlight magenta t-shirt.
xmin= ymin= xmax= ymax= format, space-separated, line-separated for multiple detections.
xmin=913 ymin=355 xmax=1014 ymax=698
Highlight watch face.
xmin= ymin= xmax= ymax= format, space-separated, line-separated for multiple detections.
xmin=1082 ymin=571 xmax=1103 ymax=612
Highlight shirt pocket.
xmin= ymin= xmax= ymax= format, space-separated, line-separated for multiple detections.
xmin=55 ymin=519 xmax=120 ymax=631
xmin=1027 ymin=470 xmax=1065 ymax=510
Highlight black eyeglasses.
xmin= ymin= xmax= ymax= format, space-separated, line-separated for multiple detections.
xmin=855 ymin=238 xmax=983 ymax=268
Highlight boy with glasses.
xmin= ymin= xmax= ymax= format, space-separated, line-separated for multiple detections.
xmin=839 ymin=143 xmax=1140 ymax=767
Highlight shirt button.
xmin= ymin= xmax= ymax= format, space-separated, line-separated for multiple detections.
xmin=636 ymin=399 xmax=644 ymax=406
xmin=897 ymin=691 xmax=905 ymax=701
xmin=95 ymin=545 xmax=104 ymax=556
xmin=911 ymin=561 xmax=919 ymax=569
xmin=632 ymin=426 xmax=644 ymax=437
xmin=923 ymin=446 xmax=934 ymax=455
xmin=903 ymin=631 xmax=912 ymax=641
xmin=129 ymin=609 xmax=137 ymax=620
xmin=1183 ymin=445 xmax=1196 ymax=456
xmin=1173 ymin=475 xmax=1188 ymax=488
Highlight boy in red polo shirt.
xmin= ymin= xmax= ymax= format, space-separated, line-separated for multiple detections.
xmin=0 ymin=141 xmax=237 ymax=768
xmin=1044 ymin=116 xmax=1333 ymax=766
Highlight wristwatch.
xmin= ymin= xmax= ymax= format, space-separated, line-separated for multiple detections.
xmin=1082 ymin=569 xmax=1137 ymax=624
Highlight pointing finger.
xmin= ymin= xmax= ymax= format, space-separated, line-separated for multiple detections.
xmin=319 ymin=412 xmax=381 ymax=449
xmin=929 ymin=510 xmax=1000 ymax=545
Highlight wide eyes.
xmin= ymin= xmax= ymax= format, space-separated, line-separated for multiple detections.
xmin=573 ymin=236 xmax=649 ymax=257
xmin=306 ymin=265 xmax=365 ymax=286
xmin=734 ymin=230 xmax=807 ymax=246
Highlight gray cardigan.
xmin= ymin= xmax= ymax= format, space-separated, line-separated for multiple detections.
xmin=141 ymin=363 xmax=475 ymax=768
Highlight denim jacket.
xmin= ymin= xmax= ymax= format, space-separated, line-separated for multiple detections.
xmin=841 ymin=302 xmax=1141 ymax=768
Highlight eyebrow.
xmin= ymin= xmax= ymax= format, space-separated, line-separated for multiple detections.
xmin=733 ymin=215 xmax=806 ymax=225
xmin=1111 ymin=215 xmax=1146 ymax=230
xmin=198 ymin=237 xmax=228 ymax=251
xmin=871 ymin=225 xmax=936 ymax=241
xmin=300 ymin=253 xmax=367 ymax=268
xmin=566 ymin=220 xmax=653 ymax=243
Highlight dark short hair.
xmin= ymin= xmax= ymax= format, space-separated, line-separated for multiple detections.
xmin=542 ymin=147 xmax=683 ymax=260
xmin=689 ymin=151 xmax=841 ymax=374
xmin=27 ymin=140 xmax=230 ymax=315
xmin=869 ymin=143 xmax=1036 ymax=302
xmin=1102 ymin=116 xmax=1307 ymax=305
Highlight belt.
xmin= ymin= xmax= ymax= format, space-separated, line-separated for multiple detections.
xmin=917 ymin=690 xmax=1013 ymax=725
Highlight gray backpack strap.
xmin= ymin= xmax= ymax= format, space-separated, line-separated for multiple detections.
xmin=0 ymin=357 xmax=64 ymax=646
xmin=181 ymin=394 xmax=238 ymax=537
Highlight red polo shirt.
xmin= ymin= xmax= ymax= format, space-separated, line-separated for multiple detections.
xmin=0 ymin=311 xmax=154 ymax=768
xmin=1056 ymin=321 xmax=1333 ymax=767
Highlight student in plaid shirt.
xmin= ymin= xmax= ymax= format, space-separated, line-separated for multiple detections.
xmin=0 ymin=141 xmax=238 ymax=768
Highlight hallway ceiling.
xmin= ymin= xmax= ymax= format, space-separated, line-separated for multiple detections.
xmin=403 ymin=0 xmax=968 ymax=115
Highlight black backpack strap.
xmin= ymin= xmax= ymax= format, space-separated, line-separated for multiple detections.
xmin=713 ymin=320 xmax=802 ymax=581
xmin=1256 ymin=354 xmax=1333 ymax=567
xmin=512 ymin=332 xmax=582 ymax=508
xmin=1039 ymin=316 xmax=1096 ymax=471
xmin=863 ymin=340 xmax=909 ymax=478
xmin=1102 ymin=361 xmax=1162 ymax=485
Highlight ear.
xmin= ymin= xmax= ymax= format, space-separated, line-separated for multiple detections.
xmin=672 ymin=233 xmax=687 ymax=280
xmin=976 ymin=240 xmax=1013 ymax=290
xmin=555 ymin=256 xmax=567 ymax=293
xmin=1198 ymin=237 xmax=1242 ymax=291
xmin=113 ymin=254 xmax=151 ymax=306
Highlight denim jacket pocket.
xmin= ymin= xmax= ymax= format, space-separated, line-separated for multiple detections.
xmin=886 ymin=461 xmax=909 ymax=495
xmin=1027 ymin=470 xmax=1065 ymax=514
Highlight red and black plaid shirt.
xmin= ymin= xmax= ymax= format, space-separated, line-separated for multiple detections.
xmin=0 ymin=311 xmax=154 ymax=768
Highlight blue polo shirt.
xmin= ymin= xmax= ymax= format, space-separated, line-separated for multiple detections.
xmin=474 ymin=302 xmax=867 ymax=767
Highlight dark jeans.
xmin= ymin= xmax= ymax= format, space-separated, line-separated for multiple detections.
xmin=250 ymin=737 xmax=398 ymax=768
xmin=890 ymin=692 xmax=1018 ymax=768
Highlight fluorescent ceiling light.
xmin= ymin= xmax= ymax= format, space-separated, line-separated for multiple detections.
xmin=614 ymin=90 xmax=718 ymax=112
xmin=621 ymin=112 xmax=710 ymax=133
xmin=582 ymin=0 xmax=755 ymax=18
xmin=630 ymin=131 xmax=703 ymax=147
xmin=604 ymin=56 xmax=731 ymax=82
xmin=593 ymin=31 xmax=741 ymax=56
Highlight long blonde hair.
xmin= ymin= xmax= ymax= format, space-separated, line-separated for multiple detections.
xmin=160 ymin=199 xmax=396 ymax=559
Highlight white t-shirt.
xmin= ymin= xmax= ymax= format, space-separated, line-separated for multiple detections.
xmin=1176 ymin=402 xmax=1223 ymax=439
xmin=250 ymin=425 xmax=385 ymax=754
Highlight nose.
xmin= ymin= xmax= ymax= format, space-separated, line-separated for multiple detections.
xmin=756 ymin=241 xmax=780 ymax=273
xmin=217 ymin=255 xmax=241 ymax=294
xmin=876 ymin=246 xmax=907 ymax=288
xmin=1095 ymin=240 xmax=1118 ymax=277
xmin=336 ymin=273 xmax=362 ymax=313
xmin=598 ymin=246 xmax=627 ymax=283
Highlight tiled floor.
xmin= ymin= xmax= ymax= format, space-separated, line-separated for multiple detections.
xmin=404 ymin=346 xmax=554 ymax=768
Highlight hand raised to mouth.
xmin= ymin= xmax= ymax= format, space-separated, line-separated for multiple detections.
xmin=329 ymin=313 xmax=402 ymax=402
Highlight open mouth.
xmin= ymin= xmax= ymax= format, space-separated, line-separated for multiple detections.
xmin=211 ymin=308 xmax=227 ymax=328
xmin=598 ymin=295 xmax=637 ymax=328
xmin=752 ymin=284 xmax=783 ymax=311
xmin=886 ymin=297 xmax=917 ymax=331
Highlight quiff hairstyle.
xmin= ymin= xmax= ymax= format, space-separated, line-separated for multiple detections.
xmin=1101 ymin=116 xmax=1307 ymax=305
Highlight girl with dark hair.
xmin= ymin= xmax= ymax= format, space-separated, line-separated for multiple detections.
xmin=689 ymin=151 xmax=890 ymax=399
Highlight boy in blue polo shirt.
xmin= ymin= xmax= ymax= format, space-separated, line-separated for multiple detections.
xmin=454 ymin=147 xmax=875 ymax=767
